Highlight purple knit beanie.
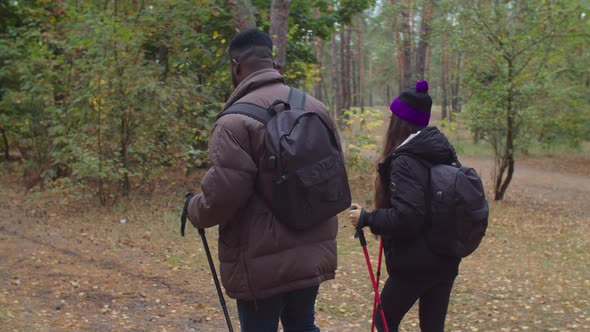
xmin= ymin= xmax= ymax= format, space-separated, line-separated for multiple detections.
xmin=389 ymin=80 xmax=432 ymax=126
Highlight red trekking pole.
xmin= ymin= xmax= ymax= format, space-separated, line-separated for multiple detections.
xmin=355 ymin=226 xmax=389 ymax=332
xmin=371 ymin=239 xmax=385 ymax=332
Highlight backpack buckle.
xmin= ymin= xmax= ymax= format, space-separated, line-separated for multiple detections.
xmin=268 ymin=155 xmax=277 ymax=169
xmin=275 ymin=174 xmax=287 ymax=184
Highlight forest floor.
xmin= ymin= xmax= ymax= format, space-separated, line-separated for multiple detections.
xmin=1 ymin=113 xmax=589 ymax=331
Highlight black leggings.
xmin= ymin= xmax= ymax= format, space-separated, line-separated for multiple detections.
xmin=375 ymin=274 xmax=455 ymax=332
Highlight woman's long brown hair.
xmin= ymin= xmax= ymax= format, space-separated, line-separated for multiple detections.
xmin=374 ymin=114 xmax=424 ymax=209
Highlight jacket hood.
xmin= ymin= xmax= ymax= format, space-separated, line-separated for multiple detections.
xmin=395 ymin=126 xmax=458 ymax=165
xmin=222 ymin=68 xmax=286 ymax=112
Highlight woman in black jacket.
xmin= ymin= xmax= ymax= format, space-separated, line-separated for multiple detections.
xmin=349 ymin=80 xmax=461 ymax=332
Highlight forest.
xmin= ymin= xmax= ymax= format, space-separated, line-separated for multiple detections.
xmin=1 ymin=1 xmax=589 ymax=331
xmin=1 ymin=0 xmax=588 ymax=202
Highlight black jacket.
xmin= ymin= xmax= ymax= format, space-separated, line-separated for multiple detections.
xmin=360 ymin=126 xmax=461 ymax=280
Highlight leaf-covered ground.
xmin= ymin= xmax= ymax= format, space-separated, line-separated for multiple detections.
xmin=1 ymin=153 xmax=588 ymax=332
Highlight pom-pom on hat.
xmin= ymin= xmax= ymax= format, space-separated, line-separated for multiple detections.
xmin=390 ymin=80 xmax=432 ymax=126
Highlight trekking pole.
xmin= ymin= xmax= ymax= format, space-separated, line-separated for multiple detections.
xmin=355 ymin=226 xmax=389 ymax=332
xmin=371 ymin=239 xmax=384 ymax=332
xmin=198 ymin=228 xmax=234 ymax=332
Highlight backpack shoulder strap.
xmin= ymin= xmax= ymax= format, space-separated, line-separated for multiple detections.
xmin=217 ymin=102 xmax=274 ymax=125
xmin=287 ymin=87 xmax=306 ymax=111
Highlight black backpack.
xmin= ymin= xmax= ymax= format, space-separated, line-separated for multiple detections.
xmin=217 ymin=87 xmax=351 ymax=230
xmin=392 ymin=153 xmax=489 ymax=258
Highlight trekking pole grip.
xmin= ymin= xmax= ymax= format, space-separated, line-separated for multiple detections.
xmin=355 ymin=226 xmax=367 ymax=246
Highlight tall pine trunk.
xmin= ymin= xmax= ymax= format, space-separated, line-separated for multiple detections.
xmin=441 ymin=31 xmax=449 ymax=121
xmin=270 ymin=0 xmax=291 ymax=72
xmin=399 ymin=0 xmax=413 ymax=91
xmin=451 ymin=51 xmax=462 ymax=113
xmin=314 ymin=37 xmax=325 ymax=101
xmin=415 ymin=0 xmax=432 ymax=79
xmin=331 ymin=33 xmax=343 ymax=127
xmin=357 ymin=21 xmax=365 ymax=113
xmin=341 ymin=27 xmax=352 ymax=123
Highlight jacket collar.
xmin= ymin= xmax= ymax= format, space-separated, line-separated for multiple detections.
xmin=222 ymin=68 xmax=286 ymax=112
xmin=395 ymin=126 xmax=458 ymax=165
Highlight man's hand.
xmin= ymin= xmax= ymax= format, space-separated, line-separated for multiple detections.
xmin=180 ymin=192 xmax=195 ymax=237
xmin=348 ymin=203 xmax=363 ymax=228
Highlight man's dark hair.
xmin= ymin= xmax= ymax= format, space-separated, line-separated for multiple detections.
xmin=229 ymin=28 xmax=273 ymax=57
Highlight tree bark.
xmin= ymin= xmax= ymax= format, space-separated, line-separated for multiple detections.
xmin=342 ymin=25 xmax=352 ymax=111
xmin=314 ymin=37 xmax=324 ymax=101
xmin=119 ymin=114 xmax=130 ymax=196
xmin=357 ymin=21 xmax=365 ymax=113
xmin=331 ymin=33 xmax=342 ymax=127
xmin=398 ymin=0 xmax=412 ymax=91
xmin=230 ymin=0 xmax=257 ymax=31
xmin=415 ymin=0 xmax=432 ymax=79
xmin=494 ymin=62 xmax=516 ymax=200
xmin=312 ymin=8 xmax=324 ymax=101
xmin=270 ymin=0 xmax=291 ymax=71
xmin=441 ymin=31 xmax=448 ymax=121
xmin=368 ymin=52 xmax=373 ymax=106
xmin=341 ymin=27 xmax=351 ymax=116
xmin=451 ymin=51 xmax=462 ymax=113
xmin=1 ymin=127 xmax=9 ymax=160
xmin=391 ymin=0 xmax=402 ymax=93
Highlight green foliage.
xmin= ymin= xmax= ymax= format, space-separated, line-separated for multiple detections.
xmin=459 ymin=0 xmax=588 ymax=152
xmin=453 ymin=0 xmax=588 ymax=199
xmin=0 ymin=0 xmax=233 ymax=202
xmin=341 ymin=107 xmax=383 ymax=173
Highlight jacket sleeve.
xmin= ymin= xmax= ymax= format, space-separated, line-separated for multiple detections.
xmin=187 ymin=121 xmax=257 ymax=228
xmin=360 ymin=155 xmax=427 ymax=240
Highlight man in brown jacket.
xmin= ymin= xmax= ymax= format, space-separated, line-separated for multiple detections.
xmin=187 ymin=29 xmax=340 ymax=331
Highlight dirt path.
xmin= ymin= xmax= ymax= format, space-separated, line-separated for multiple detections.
xmin=0 ymin=172 xmax=354 ymax=331
xmin=0 ymin=193 xmax=221 ymax=331
xmin=1 ymin=153 xmax=588 ymax=331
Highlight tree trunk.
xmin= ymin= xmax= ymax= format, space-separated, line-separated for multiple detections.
xmin=494 ymin=63 xmax=516 ymax=200
xmin=398 ymin=0 xmax=412 ymax=91
xmin=314 ymin=37 xmax=324 ymax=101
xmin=368 ymin=54 xmax=373 ymax=106
xmin=313 ymin=8 xmax=324 ymax=101
xmin=357 ymin=21 xmax=365 ymax=113
xmin=391 ymin=0 xmax=402 ymax=93
xmin=441 ymin=31 xmax=448 ymax=121
xmin=331 ymin=33 xmax=342 ymax=127
xmin=414 ymin=0 xmax=432 ymax=79
xmin=409 ymin=0 xmax=415 ymax=64
xmin=341 ymin=27 xmax=351 ymax=117
xmin=270 ymin=0 xmax=291 ymax=71
xmin=451 ymin=51 xmax=462 ymax=113
xmin=1 ymin=127 xmax=9 ymax=160
xmin=231 ymin=0 xmax=257 ymax=31
xmin=119 ymin=115 xmax=130 ymax=196
xmin=352 ymin=34 xmax=357 ymax=108
xmin=342 ymin=25 xmax=352 ymax=111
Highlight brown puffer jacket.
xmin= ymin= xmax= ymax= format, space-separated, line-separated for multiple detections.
xmin=188 ymin=68 xmax=339 ymax=301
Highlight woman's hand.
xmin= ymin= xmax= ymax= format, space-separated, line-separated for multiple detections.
xmin=348 ymin=203 xmax=363 ymax=228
